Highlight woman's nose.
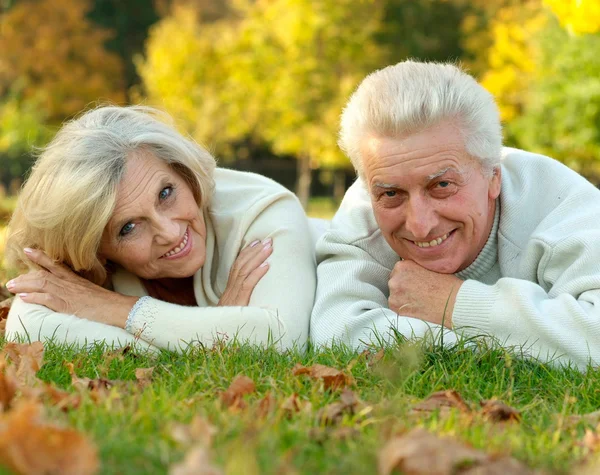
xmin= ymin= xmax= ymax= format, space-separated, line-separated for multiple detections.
xmin=153 ymin=216 xmax=180 ymax=245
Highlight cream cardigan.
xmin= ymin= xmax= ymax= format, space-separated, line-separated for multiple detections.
xmin=7 ymin=168 xmax=317 ymax=352
xmin=311 ymin=148 xmax=600 ymax=369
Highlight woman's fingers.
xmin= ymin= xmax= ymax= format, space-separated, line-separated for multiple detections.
xmin=231 ymin=238 xmax=272 ymax=279
xmin=22 ymin=248 xmax=70 ymax=277
xmin=237 ymin=261 xmax=270 ymax=302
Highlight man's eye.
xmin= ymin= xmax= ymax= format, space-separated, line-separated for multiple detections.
xmin=384 ymin=190 xmax=397 ymax=197
xmin=437 ymin=181 xmax=450 ymax=188
xmin=119 ymin=222 xmax=135 ymax=237
xmin=159 ymin=186 xmax=173 ymax=201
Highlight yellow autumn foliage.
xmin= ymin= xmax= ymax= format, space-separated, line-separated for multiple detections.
xmin=544 ymin=0 xmax=600 ymax=34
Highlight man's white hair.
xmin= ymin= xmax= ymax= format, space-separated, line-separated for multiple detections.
xmin=339 ymin=60 xmax=503 ymax=177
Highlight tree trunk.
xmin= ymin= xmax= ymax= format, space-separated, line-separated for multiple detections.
xmin=333 ymin=169 xmax=346 ymax=204
xmin=296 ymin=153 xmax=312 ymax=209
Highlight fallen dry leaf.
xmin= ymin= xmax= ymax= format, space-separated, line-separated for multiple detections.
xmin=169 ymin=444 xmax=222 ymax=475
xmin=316 ymin=389 xmax=364 ymax=425
xmin=64 ymin=362 xmax=114 ymax=402
xmin=568 ymin=410 xmax=600 ymax=427
xmin=135 ymin=367 xmax=155 ymax=388
xmin=378 ymin=428 xmax=532 ymax=475
xmin=220 ymin=375 xmax=256 ymax=410
xmin=3 ymin=341 xmax=44 ymax=387
xmin=0 ymin=359 xmax=17 ymax=411
xmin=0 ymin=297 xmax=13 ymax=322
xmin=580 ymin=429 xmax=600 ymax=452
xmin=480 ymin=400 xmax=521 ymax=424
xmin=41 ymin=383 xmax=82 ymax=412
xmin=256 ymin=391 xmax=277 ymax=418
xmin=280 ymin=393 xmax=312 ymax=417
xmin=412 ymin=389 xmax=471 ymax=415
xmin=0 ymin=401 xmax=99 ymax=475
xmin=171 ymin=415 xmax=217 ymax=447
xmin=292 ymin=363 xmax=354 ymax=390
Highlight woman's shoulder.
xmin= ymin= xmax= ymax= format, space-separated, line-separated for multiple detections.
xmin=211 ymin=168 xmax=298 ymax=215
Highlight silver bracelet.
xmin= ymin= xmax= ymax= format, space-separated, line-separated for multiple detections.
xmin=125 ymin=296 xmax=152 ymax=333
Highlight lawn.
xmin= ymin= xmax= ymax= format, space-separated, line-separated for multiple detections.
xmin=0 ymin=337 xmax=600 ymax=474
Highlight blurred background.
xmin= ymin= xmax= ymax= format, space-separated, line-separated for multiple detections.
xmin=0 ymin=0 xmax=599 ymax=280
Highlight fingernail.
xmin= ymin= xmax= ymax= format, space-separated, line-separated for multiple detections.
xmin=250 ymin=240 xmax=260 ymax=247
xmin=5 ymin=280 xmax=14 ymax=290
xmin=18 ymin=293 xmax=28 ymax=298
xmin=262 ymin=237 xmax=272 ymax=245
xmin=23 ymin=248 xmax=33 ymax=255
xmin=260 ymin=261 xmax=269 ymax=267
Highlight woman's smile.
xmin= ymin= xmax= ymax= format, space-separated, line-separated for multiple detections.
xmin=160 ymin=227 xmax=192 ymax=260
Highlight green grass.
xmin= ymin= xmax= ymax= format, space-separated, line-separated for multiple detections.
xmin=5 ymin=337 xmax=600 ymax=474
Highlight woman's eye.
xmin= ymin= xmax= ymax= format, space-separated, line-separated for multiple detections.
xmin=159 ymin=186 xmax=173 ymax=201
xmin=119 ymin=222 xmax=135 ymax=237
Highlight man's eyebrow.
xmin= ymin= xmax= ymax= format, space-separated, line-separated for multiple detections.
xmin=371 ymin=182 xmax=398 ymax=192
xmin=427 ymin=166 xmax=465 ymax=181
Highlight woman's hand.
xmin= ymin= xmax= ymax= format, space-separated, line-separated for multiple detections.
xmin=5 ymin=248 xmax=138 ymax=327
xmin=218 ymin=238 xmax=272 ymax=307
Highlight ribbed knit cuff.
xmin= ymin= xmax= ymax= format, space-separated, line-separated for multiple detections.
xmin=452 ymin=279 xmax=499 ymax=335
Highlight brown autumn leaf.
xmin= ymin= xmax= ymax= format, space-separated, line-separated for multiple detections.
xmin=480 ymin=400 xmax=521 ymax=423
xmin=135 ymin=367 xmax=155 ymax=389
xmin=169 ymin=445 xmax=222 ymax=475
xmin=64 ymin=362 xmax=114 ymax=402
xmin=41 ymin=383 xmax=81 ymax=412
xmin=316 ymin=388 xmax=365 ymax=425
xmin=580 ymin=429 xmax=600 ymax=452
xmin=568 ymin=410 xmax=600 ymax=427
xmin=220 ymin=375 xmax=256 ymax=410
xmin=0 ymin=297 xmax=13 ymax=322
xmin=280 ymin=393 xmax=312 ymax=417
xmin=292 ymin=363 xmax=354 ymax=390
xmin=0 ymin=359 xmax=18 ymax=411
xmin=0 ymin=401 xmax=99 ymax=475
xmin=378 ymin=428 xmax=532 ymax=475
xmin=256 ymin=391 xmax=277 ymax=418
xmin=171 ymin=415 xmax=217 ymax=447
xmin=412 ymin=389 xmax=471 ymax=416
xmin=3 ymin=341 xmax=44 ymax=387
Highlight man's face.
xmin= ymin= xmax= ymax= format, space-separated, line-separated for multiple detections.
xmin=362 ymin=121 xmax=501 ymax=274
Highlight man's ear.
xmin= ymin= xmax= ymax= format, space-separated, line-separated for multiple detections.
xmin=488 ymin=167 xmax=501 ymax=200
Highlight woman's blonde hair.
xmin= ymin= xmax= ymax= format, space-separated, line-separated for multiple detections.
xmin=6 ymin=105 xmax=216 ymax=285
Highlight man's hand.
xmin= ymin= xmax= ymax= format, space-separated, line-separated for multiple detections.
xmin=6 ymin=248 xmax=137 ymax=327
xmin=388 ymin=260 xmax=463 ymax=328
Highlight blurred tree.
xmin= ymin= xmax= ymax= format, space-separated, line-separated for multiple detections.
xmin=511 ymin=12 xmax=600 ymax=182
xmin=0 ymin=0 xmax=125 ymax=122
xmin=88 ymin=0 xmax=160 ymax=99
xmin=138 ymin=0 xmax=385 ymax=207
xmin=379 ymin=0 xmax=466 ymax=65
xmin=0 ymin=0 xmax=125 ymax=185
xmin=544 ymin=0 xmax=600 ymax=34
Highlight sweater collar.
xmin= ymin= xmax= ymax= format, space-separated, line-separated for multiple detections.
xmin=455 ymin=199 xmax=500 ymax=281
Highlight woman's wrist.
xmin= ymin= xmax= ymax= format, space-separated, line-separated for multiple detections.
xmin=106 ymin=294 xmax=140 ymax=328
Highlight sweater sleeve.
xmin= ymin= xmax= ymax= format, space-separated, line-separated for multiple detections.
xmin=5 ymin=296 xmax=156 ymax=352
xmin=311 ymin=229 xmax=459 ymax=349
xmin=125 ymin=192 xmax=315 ymax=352
xmin=453 ymin=236 xmax=600 ymax=368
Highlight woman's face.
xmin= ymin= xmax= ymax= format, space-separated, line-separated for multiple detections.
xmin=99 ymin=151 xmax=207 ymax=280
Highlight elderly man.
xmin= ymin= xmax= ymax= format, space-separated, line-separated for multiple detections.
xmin=311 ymin=60 xmax=600 ymax=368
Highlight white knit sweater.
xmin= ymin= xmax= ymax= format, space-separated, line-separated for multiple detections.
xmin=311 ymin=148 xmax=600 ymax=368
xmin=7 ymin=168 xmax=317 ymax=352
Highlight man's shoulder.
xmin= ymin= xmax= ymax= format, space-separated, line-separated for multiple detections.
xmin=329 ymin=177 xmax=381 ymax=243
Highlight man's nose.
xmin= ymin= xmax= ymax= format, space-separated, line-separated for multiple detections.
xmin=404 ymin=195 xmax=437 ymax=240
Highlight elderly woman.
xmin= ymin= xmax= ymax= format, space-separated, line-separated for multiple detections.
xmin=4 ymin=106 xmax=318 ymax=352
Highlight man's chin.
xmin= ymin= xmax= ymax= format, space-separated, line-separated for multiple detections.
xmin=411 ymin=258 xmax=460 ymax=275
